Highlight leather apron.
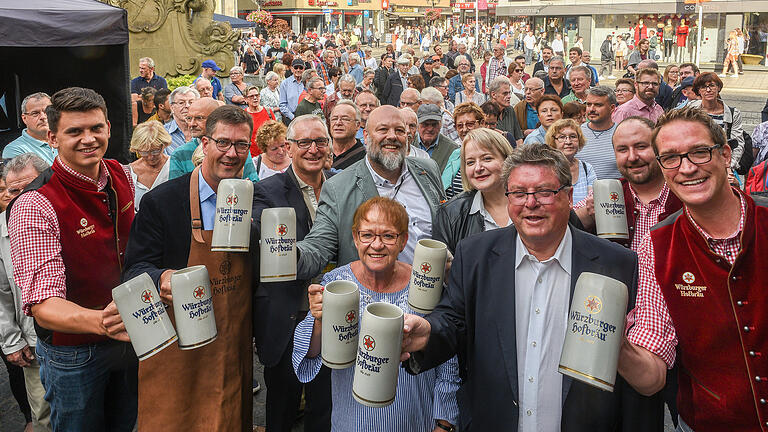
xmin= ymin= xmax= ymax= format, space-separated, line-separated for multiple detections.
xmin=137 ymin=167 xmax=253 ymax=431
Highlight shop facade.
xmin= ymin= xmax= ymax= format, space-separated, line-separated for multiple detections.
xmin=238 ymin=0 xmax=384 ymax=34
xmin=497 ymin=0 xmax=768 ymax=65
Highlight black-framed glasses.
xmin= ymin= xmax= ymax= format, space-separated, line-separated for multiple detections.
xmin=288 ymin=137 xmax=330 ymax=150
xmin=357 ymin=231 xmax=401 ymax=245
xmin=656 ymin=144 xmax=722 ymax=170
xmin=505 ymin=184 xmax=571 ymax=205
xmin=206 ymin=136 xmax=250 ymax=154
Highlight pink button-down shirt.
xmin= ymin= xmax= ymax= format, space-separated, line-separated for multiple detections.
xmin=612 ymin=95 xmax=664 ymax=124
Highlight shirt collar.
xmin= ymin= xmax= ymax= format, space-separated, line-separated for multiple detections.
xmin=686 ymin=188 xmax=746 ymax=242
xmin=166 ymin=118 xmax=181 ymax=133
xmin=365 ymin=155 xmax=407 ymax=187
xmin=56 ymin=156 xmax=110 ymax=189
xmin=514 ymin=225 xmax=573 ymax=276
xmin=628 ymin=182 xmax=670 ymax=207
xmin=198 ymin=169 xmax=216 ymax=204
xmin=629 ymin=94 xmax=657 ymax=110
xmin=22 ymin=129 xmax=48 ymax=145
xmin=294 ymin=168 xmax=325 ymax=190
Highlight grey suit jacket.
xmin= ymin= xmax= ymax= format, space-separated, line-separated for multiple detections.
xmin=297 ymin=156 xmax=445 ymax=280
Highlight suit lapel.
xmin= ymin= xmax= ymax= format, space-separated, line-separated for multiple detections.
xmin=562 ymin=226 xmax=601 ymax=403
xmin=354 ymin=160 xmax=379 ymax=198
xmin=490 ymin=227 xmax=520 ymax=402
xmin=285 ymin=170 xmax=311 ymax=237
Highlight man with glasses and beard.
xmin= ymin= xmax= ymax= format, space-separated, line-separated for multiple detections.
xmin=295 ymin=105 xmax=445 ymax=280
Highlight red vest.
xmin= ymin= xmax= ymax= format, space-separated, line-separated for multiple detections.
xmin=612 ymin=178 xmax=683 ymax=248
xmin=650 ymin=191 xmax=768 ymax=431
xmin=35 ymin=159 xmax=134 ymax=346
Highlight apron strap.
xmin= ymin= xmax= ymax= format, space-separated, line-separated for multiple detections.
xmin=189 ymin=166 xmax=206 ymax=244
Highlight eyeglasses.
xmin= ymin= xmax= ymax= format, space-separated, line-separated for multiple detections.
xmin=656 ymin=144 xmax=722 ymax=169
xmin=246 ymin=94 xmax=260 ymax=98
xmin=293 ymin=65 xmax=305 ymax=70
xmin=288 ymin=137 xmax=330 ymax=150
xmin=206 ymin=136 xmax=251 ymax=154
xmin=637 ymin=81 xmax=660 ymax=88
xmin=615 ymin=88 xmax=634 ymax=94
xmin=330 ymin=116 xmax=356 ymax=124
xmin=524 ymin=87 xmax=543 ymax=93
xmin=700 ymin=83 xmax=719 ymax=92
xmin=174 ymin=100 xmax=194 ymax=106
xmin=505 ymin=184 xmax=571 ymax=205
xmin=555 ymin=134 xmax=579 ymax=142
xmin=22 ymin=110 xmax=46 ymax=117
xmin=138 ymin=149 xmax=162 ymax=157
xmin=456 ymin=120 xmax=478 ymax=130
xmin=357 ymin=231 xmax=401 ymax=245
xmin=400 ymin=101 xmax=418 ymax=107
xmin=484 ymin=121 xmax=497 ymax=128
xmin=185 ymin=115 xmax=207 ymax=123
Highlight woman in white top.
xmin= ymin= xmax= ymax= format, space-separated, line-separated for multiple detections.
xmin=421 ymin=34 xmax=432 ymax=55
xmin=260 ymin=71 xmax=281 ymax=118
xmin=253 ymin=120 xmax=291 ymax=180
xmin=507 ymin=63 xmax=526 ymax=100
xmin=454 ymin=73 xmax=486 ymax=106
xmin=128 ymin=121 xmax=171 ymax=212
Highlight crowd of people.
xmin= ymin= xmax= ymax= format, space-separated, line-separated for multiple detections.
xmin=0 ymin=24 xmax=767 ymax=432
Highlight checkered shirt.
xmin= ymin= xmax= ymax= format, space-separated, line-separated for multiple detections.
xmin=8 ymin=158 xmax=133 ymax=316
xmin=627 ymin=191 xmax=746 ymax=367
xmin=628 ymin=183 xmax=671 ymax=251
xmin=487 ymin=57 xmax=508 ymax=83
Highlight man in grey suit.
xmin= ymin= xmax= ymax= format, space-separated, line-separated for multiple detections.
xmin=401 ymin=143 xmax=664 ymax=431
xmin=297 ymin=105 xmax=445 ymax=280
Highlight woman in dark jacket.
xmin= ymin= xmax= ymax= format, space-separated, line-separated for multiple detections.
xmin=433 ymin=128 xmax=515 ymax=254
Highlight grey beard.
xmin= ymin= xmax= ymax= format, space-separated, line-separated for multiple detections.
xmin=369 ymin=142 xmax=406 ymax=171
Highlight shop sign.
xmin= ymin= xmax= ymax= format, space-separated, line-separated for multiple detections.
xmin=317 ymin=0 xmax=338 ymax=6
xmin=263 ymin=0 xmax=283 ymax=5
xmin=395 ymin=6 xmax=417 ymax=12
xmin=454 ymin=2 xmax=475 ymax=9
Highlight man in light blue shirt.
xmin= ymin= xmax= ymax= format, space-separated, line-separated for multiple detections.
xmin=3 ymin=93 xmax=56 ymax=165
xmin=163 ymin=86 xmax=199 ymax=155
xmin=279 ymin=59 xmax=307 ymax=124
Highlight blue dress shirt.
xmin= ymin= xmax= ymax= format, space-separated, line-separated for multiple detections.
xmin=198 ymin=169 xmax=217 ymax=230
xmin=279 ymin=76 xmax=305 ymax=121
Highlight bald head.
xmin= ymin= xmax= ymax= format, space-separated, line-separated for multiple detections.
xmin=400 ymin=107 xmax=418 ymax=145
xmin=188 ymin=97 xmax=221 ymax=138
xmin=524 ymin=77 xmax=545 ymax=105
xmin=637 ymin=59 xmax=658 ymax=70
xmin=195 ymin=78 xmax=214 ymax=98
xmin=399 ymin=88 xmax=421 ymax=111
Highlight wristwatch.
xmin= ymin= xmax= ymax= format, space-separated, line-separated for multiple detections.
xmin=435 ymin=421 xmax=456 ymax=432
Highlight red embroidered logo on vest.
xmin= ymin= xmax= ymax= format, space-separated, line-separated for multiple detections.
xmin=676 ymin=271 xmax=707 ymax=298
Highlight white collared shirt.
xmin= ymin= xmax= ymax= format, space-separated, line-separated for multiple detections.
xmin=514 ymin=228 xmax=573 ymax=432
xmin=469 ymin=191 xmax=512 ymax=231
xmin=364 ymin=157 xmax=432 ymax=263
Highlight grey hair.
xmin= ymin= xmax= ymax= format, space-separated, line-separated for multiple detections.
xmin=169 ymin=86 xmax=200 ymax=104
xmin=3 ymin=153 xmax=48 ymax=180
xmin=139 ymin=57 xmax=155 ymax=68
xmin=501 ymin=142 xmax=572 ymax=190
xmin=569 ymin=65 xmax=592 ymax=80
xmin=264 ymin=71 xmax=279 ymax=82
xmin=286 ymin=114 xmax=331 ymax=143
xmin=21 ymin=92 xmax=51 ymax=114
xmin=348 ymin=53 xmax=360 ymax=63
xmin=195 ymin=78 xmax=212 ymax=89
xmin=338 ymin=74 xmax=357 ymax=87
xmin=307 ymin=77 xmax=324 ymax=90
xmin=454 ymin=55 xmax=468 ymax=65
xmin=420 ymin=87 xmax=444 ymax=106
xmin=549 ymin=56 xmax=566 ymax=67
xmin=586 ymin=85 xmax=617 ymax=106
xmin=333 ymin=99 xmax=362 ymax=122
xmin=363 ymin=68 xmax=375 ymax=77
xmin=301 ymin=69 xmax=316 ymax=85
xmin=230 ymin=66 xmax=244 ymax=74
xmin=488 ymin=76 xmax=511 ymax=95
xmin=323 ymin=50 xmax=335 ymax=59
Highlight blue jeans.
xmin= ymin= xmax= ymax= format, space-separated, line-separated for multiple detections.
xmin=37 ymin=339 xmax=138 ymax=431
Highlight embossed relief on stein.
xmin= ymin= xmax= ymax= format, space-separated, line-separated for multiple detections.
xmin=102 ymin=0 xmax=240 ymax=78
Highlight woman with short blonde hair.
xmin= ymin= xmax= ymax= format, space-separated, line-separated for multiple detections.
xmin=545 ymin=118 xmax=595 ymax=202
xmin=253 ymin=120 xmax=290 ymax=179
xmin=129 ymin=120 xmax=172 ymax=211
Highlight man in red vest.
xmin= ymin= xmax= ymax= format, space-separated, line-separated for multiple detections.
xmin=7 ymin=87 xmax=136 ymax=430
xmin=623 ymin=106 xmax=768 ymax=431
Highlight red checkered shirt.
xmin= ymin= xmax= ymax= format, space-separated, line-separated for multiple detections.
xmin=628 ymin=183 xmax=671 ymax=251
xmin=627 ymin=191 xmax=746 ymax=367
xmin=8 ymin=158 xmax=133 ymax=316
xmin=487 ymin=57 xmax=508 ymax=84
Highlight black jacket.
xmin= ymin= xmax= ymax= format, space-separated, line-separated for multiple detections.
xmin=382 ymin=70 xmax=405 ymax=107
xmin=251 ymin=167 xmax=314 ymax=368
xmin=532 ymin=60 xmax=547 ymax=76
xmin=433 ymin=190 xmax=587 ymax=255
xmin=600 ymin=39 xmax=614 ymax=60
xmin=406 ymin=225 xmax=663 ymax=431
xmin=374 ymin=66 xmax=393 ymax=101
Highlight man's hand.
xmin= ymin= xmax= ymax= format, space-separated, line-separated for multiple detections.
xmin=159 ymin=269 xmax=175 ymax=304
xmin=401 ymin=313 xmax=431 ymax=361
xmin=6 ymin=345 xmax=34 ymax=367
xmin=101 ymin=301 xmax=130 ymax=342
xmin=308 ymin=284 xmax=324 ymax=321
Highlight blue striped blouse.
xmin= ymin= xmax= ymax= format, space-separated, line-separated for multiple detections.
xmin=292 ymin=264 xmax=461 ymax=432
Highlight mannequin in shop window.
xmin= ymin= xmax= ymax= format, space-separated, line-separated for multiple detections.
xmin=676 ymin=20 xmax=690 ymax=63
xmin=634 ymin=19 xmax=648 ymax=45
xmin=687 ymin=20 xmax=699 ymax=63
xmin=663 ymin=18 xmax=675 ymax=62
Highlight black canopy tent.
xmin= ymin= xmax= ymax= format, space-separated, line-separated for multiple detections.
xmin=214 ymin=13 xmax=255 ymax=29
xmin=0 ymin=0 xmax=131 ymax=162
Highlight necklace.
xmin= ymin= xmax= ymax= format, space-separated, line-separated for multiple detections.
xmin=587 ymin=123 xmax=613 ymax=140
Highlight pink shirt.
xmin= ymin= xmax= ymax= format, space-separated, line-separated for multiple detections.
xmin=611 ymin=95 xmax=664 ymax=124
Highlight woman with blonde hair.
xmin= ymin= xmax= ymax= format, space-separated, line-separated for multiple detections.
xmin=663 ymin=64 xmax=680 ymax=87
xmin=433 ymin=128 xmax=515 ymax=254
xmin=253 ymin=120 xmax=291 ymax=179
xmin=720 ymin=30 xmax=740 ymax=78
xmin=129 ymin=120 xmax=172 ymax=211
xmin=545 ymin=118 xmax=596 ymax=203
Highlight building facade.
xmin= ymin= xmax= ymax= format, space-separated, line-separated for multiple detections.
xmin=238 ymin=0 xmax=384 ymax=35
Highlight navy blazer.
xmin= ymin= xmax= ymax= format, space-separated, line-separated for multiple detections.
xmin=406 ymin=225 xmax=663 ymax=431
xmin=251 ymin=167 xmax=314 ymax=368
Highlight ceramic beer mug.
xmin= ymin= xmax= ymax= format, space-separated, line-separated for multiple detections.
xmin=321 ymin=280 xmax=360 ymax=369
xmin=558 ymin=272 xmax=628 ymax=392
xmin=171 ymin=265 xmax=218 ymax=350
xmin=352 ymin=302 xmax=404 ymax=408
xmin=212 ymin=179 xmax=254 ymax=252
xmin=112 ymin=273 xmax=177 ymax=361
xmin=593 ymin=179 xmax=629 ymax=240
xmin=407 ymin=239 xmax=448 ymax=313
xmin=260 ymin=207 xmax=297 ymax=282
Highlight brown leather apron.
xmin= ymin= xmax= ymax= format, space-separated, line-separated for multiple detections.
xmin=137 ymin=167 xmax=253 ymax=431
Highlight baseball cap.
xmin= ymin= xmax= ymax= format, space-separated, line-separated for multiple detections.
xmin=396 ymin=55 xmax=410 ymax=65
xmin=423 ymin=57 xmax=434 ymax=64
xmin=680 ymin=76 xmax=695 ymax=88
xmin=202 ymin=60 xmax=221 ymax=71
xmin=292 ymin=59 xmax=306 ymax=67
xmin=417 ymin=104 xmax=443 ymax=123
